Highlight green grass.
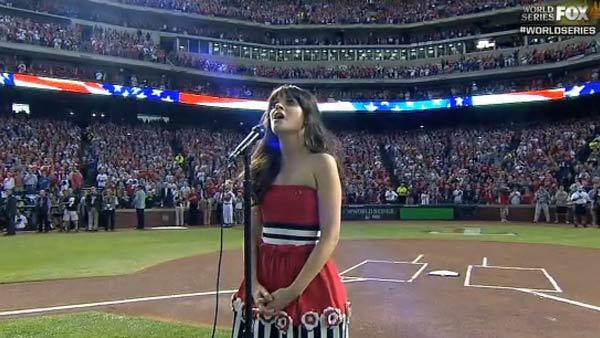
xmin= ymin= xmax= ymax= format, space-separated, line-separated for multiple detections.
xmin=341 ymin=221 xmax=600 ymax=248
xmin=1 ymin=222 xmax=599 ymax=284
xmin=0 ymin=228 xmax=242 ymax=283
xmin=0 ymin=222 xmax=599 ymax=338
xmin=0 ymin=312 xmax=230 ymax=338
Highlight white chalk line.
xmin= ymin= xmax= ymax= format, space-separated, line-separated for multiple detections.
xmin=464 ymin=265 xmax=473 ymax=287
xmin=340 ymin=255 xmax=424 ymax=276
xmin=541 ymin=268 xmax=563 ymax=293
xmin=342 ymin=277 xmax=408 ymax=283
xmin=0 ymin=272 xmax=395 ymax=318
xmin=3 ymin=256 xmax=428 ymax=318
xmin=468 ymin=257 xmax=563 ymax=293
xmin=471 ymin=265 xmax=546 ymax=271
xmin=465 ymin=259 xmax=599 ymax=313
xmin=408 ymin=263 xmax=429 ymax=282
xmin=466 ymin=283 xmax=561 ymax=293
xmin=340 ymin=277 xmax=368 ymax=284
xmin=339 ymin=260 xmax=368 ymax=276
xmin=465 ymin=264 xmax=562 ymax=293
xmin=517 ymin=289 xmax=600 ymax=312
xmin=0 ymin=289 xmax=237 ymax=317
xmin=365 ymin=259 xmax=418 ymax=265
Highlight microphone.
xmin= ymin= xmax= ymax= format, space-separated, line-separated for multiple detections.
xmin=228 ymin=124 xmax=265 ymax=161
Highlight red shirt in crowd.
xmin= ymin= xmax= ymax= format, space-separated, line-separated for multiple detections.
xmin=70 ymin=171 xmax=83 ymax=189
xmin=499 ymin=191 xmax=509 ymax=205
xmin=521 ymin=192 xmax=534 ymax=204
xmin=188 ymin=192 xmax=199 ymax=205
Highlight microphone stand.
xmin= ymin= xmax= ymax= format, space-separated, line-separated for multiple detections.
xmin=227 ymin=124 xmax=263 ymax=338
xmin=241 ymin=149 xmax=253 ymax=338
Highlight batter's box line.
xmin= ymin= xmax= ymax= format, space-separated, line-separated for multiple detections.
xmin=464 ymin=265 xmax=563 ymax=293
xmin=517 ymin=289 xmax=600 ymax=313
xmin=340 ymin=255 xmax=428 ymax=283
xmin=339 ymin=254 xmax=425 ymax=276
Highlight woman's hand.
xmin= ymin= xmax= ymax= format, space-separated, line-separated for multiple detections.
xmin=262 ymin=286 xmax=299 ymax=316
xmin=252 ymin=282 xmax=273 ymax=314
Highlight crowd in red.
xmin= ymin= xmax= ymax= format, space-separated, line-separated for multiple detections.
xmin=1 ymin=113 xmax=598 ymax=209
xmin=109 ymin=0 xmax=541 ymax=25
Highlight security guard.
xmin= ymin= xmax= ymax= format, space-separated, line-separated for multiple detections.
xmin=396 ymin=184 xmax=409 ymax=205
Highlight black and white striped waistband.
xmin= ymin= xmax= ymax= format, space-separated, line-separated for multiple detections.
xmin=262 ymin=223 xmax=321 ymax=246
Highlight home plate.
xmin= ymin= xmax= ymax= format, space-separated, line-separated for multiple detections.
xmin=428 ymin=270 xmax=460 ymax=277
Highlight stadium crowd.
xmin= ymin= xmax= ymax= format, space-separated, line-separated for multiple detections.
xmin=171 ymin=40 xmax=598 ymax=80
xmin=1 ymin=111 xmax=600 ymax=235
xmin=383 ymin=118 xmax=600 ymax=226
xmin=7 ymin=0 xmax=484 ymax=46
xmin=0 ymin=12 xmax=597 ymax=84
xmin=1 ymin=50 xmax=598 ymax=103
xmin=106 ymin=0 xmax=541 ymax=25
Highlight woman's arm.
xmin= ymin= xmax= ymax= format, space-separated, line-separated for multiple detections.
xmin=265 ymin=154 xmax=341 ymax=313
xmin=249 ymin=204 xmax=274 ymax=311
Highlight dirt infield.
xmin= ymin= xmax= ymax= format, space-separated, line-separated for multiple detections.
xmin=1 ymin=239 xmax=600 ymax=338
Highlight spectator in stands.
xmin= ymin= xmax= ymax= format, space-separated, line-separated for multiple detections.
xmin=62 ymin=188 xmax=79 ymax=232
xmin=4 ymin=190 xmax=17 ymax=236
xmin=200 ymin=194 xmax=211 ymax=225
xmin=133 ymin=184 xmax=146 ymax=229
xmin=453 ymin=185 xmax=464 ymax=204
xmin=234 ymin=191 xmax=243 ymax=225
xmin=552 ymin=185 xmax=569 ymax=224
xmin=36 ymin=189 xmax=52 ymax=232
xmin=79 ymin=189 xmax=88 ymax=231
xmin=570 ymin=185 xmax=591 ymax=227
xmin=384 ymin=186 xmax=398 ymax=204
xmin=588 ymin=177 xmax=600 ymax=228
xmin=108 ymin=0 xmax=541 ymax=25
xmin=96 ymin=169 xmax=108 ymax=189
xmin=421 ymin=189 xmax=430 ymax=205
xmin=533 ymin=186 xmax=551 ymax=223
xmin=509 ymin=187 xmax=521 ymax=205
xmin=86 ymin=186 xmax=101 ymax=231
xmin=498 ymin=186 xmax=510 ymax=223
xmin=14 ymin=209 xmax=28 ymax=231
xmin=24 ymin=169 xmax=37 ymax=194
xmin=174 ymin=187 xmax=186 ymax=226
xmin=70 ymin=168 xmax=84 ymax=191
xmin=187 ymin=187 xmax=200 ymax=225
xmin=102 ymin=188 xmax=118 ymax=231
xmin=221 ymin=183 xmax=235 ymax=228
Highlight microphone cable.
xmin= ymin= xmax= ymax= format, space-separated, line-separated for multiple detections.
xmin=211 ymin=157 xmax=235 ymax=338
xmin=210 ymin=213 xmax=225 ymax=338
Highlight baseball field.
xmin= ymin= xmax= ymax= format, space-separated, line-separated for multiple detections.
xmin=1 ymin=221 xmax=599 ymax=338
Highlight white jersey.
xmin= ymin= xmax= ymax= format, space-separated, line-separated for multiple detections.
xmin=570 ymin=191 xmax=591 ymax=205
xmin=222 ymin=191 xmax=235 ymax=205
xmin=96 ymin=174 xmax=108 ymax=188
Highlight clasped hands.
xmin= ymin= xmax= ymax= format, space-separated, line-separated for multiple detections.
xmin=253 ymin=282 xmax=298 ymax=316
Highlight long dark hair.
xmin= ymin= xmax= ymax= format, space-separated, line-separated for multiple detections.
xmin=249 ymin=85 xmax=343 ymax=204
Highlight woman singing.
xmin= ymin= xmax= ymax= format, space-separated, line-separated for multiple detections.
xmin=231 ymin=85 xmax=350 ymax=337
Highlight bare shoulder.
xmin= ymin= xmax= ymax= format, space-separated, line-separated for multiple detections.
xmin=308 ymin=152 xmax=337 ymax=169
xmin=309 ymin=153 xmax=340 ymax=190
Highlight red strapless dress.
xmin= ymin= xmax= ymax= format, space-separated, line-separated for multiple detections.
xmin=231 ymin=185 xmax=350 ymax=338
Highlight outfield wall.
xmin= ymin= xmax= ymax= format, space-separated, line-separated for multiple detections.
xmin=9 ymin=205 xmax=568 ymax=231
xmin=106 ymin=205 xmax=562 ymax=228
